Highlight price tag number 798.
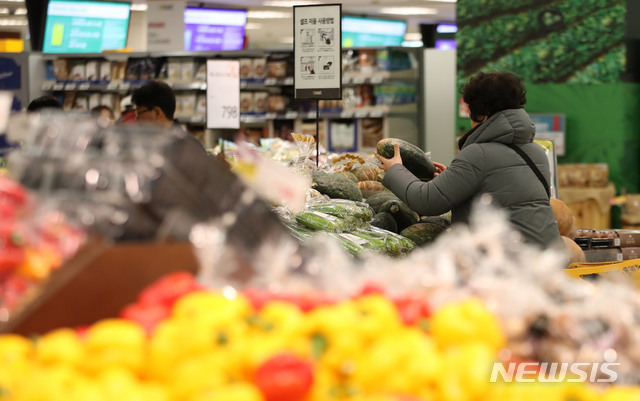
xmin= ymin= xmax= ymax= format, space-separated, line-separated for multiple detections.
xmin=222 ymin=106 xmax=239 ymax=119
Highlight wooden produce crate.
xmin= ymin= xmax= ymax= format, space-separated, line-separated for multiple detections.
xmin=558 ymin=183 xmax=616 ymax=230
xmin=0 ymin=238 xmax=199 ymax=337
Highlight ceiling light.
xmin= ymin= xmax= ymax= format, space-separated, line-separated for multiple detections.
xmin=0 ymin=19 xmax=27 ymax=25
xmin=14 ymin=8 xmax=27 ymax=15
xmin=245 ymin=22 xmax=264 ymax=30
xmin=130 ymin=3 xmax=147 ymax=11
xmin=264 ymin=1 xmax=321 ymax=6
xmin=379 ymin=7 xmax=437 ymax=15
xmin=404 ymin=32 xmax=423 ymax=41
xmin=248 ymin=10 xmax=291 ymax=19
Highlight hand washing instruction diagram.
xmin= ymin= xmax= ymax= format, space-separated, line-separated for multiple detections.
xmin=294 ymin=4 xmax=342 ymax=99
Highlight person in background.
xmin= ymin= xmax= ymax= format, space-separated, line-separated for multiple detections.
xmin=26 ymin=95 xmax=62 ymax=113
xmin=131 ymin=80 xmax=208 ymax=154
xmin=91 ymin=105 xmax=116 ymax=126
xmin=131 ymin=80 xmax=182 ymax=129
xmin=117 ymin=95 xmax=137 ymax=125
xmin=375 ymin=71 xmax=562 ymax=249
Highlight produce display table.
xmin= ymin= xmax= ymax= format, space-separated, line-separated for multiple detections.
xmin=558 ymin=183 xmax=616 ymax=229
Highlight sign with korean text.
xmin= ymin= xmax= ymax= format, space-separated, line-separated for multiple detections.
xmin=147 ymin=1 xmax=185 ymax=52
xmin=293 ymin=4 xmax=342 ymax=100
xmin=206 ymin=60 xmax=240 ymax=129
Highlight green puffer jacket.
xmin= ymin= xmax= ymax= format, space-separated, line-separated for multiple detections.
xmin=382 ymin=108 xmax=562 ymax=248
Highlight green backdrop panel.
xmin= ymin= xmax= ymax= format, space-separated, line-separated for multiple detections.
xmin=457 ymin=83 xmax=640 ymax=194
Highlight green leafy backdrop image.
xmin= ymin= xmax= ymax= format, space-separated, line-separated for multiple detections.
xmin=455 ymin=0 xmax=640 ymax=205
xmin=457 ymin=0 xmax=626 ymax=83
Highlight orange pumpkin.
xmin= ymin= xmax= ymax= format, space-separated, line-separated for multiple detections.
xmin=562 ymin=236 xmax=586 ymax=264
xmin=550 ymin=198 xmax=578 ymax=239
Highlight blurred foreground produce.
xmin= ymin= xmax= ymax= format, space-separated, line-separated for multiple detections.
xmin=2 ymin=271 xmax=639 ymax=401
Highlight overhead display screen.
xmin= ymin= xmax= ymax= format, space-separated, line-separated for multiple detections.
xmin=43 ymin=0 xmax=131 ymax=53
xmin=342 ymin=16 xmax=407 ymax=47
xmin=184 ymin=7 xmax=247 ymax=51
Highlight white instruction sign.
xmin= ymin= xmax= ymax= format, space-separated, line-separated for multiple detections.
xmin=206 ymin=60 xmax=240 ymax=129
xmin=293 ymin=4 xmax=342 ymax=100
xmin=147 ymin=1 xmax=185 ymax=52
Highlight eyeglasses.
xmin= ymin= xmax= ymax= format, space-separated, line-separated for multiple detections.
xmin=135 ymin=107 xmax=152 ymax=117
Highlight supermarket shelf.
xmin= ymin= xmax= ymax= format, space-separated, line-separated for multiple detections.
xmin=342 ymin=70 xmax=418 ymax=85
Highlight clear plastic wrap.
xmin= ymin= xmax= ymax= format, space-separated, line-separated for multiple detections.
xmin=191 ymin=193 xmax=640 ymax=385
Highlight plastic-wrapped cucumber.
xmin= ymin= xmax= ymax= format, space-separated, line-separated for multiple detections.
xmin=368 ymin=225 xmax=417 ymax=254
xmin=308 ymin=199 xmax=374 ymax=221
xmin=353 ymin=228 xmax=403 ymax=257
xmin=327 ymin=232 xmax=369 ymax=256
xmin=284 ymin=222 xmax=316 ymax=242
xmin=295 ymin=210 xmax=349 ymax=232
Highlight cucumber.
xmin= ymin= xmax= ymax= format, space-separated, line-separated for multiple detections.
xmin=327 ymin=232 xmax=368 ymax=257
xmin=377 ymin=138 xmax=437 ymax=181
xmin=295 ymin=210 xmax=349 ymax=232
xmin=368 ymin=225 xmax=417 ymax=254
xmin=308 ymin=199 xmax=374 ymax=220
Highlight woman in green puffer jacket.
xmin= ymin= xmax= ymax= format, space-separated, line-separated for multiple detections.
xmin=375 ymin=71 xmax=562 ymax=249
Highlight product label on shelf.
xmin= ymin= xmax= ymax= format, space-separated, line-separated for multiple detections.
xmin=206 ymin=59 xmax=240 ymax=129
xmin=293 ymin=4 xmax=342 ymax=100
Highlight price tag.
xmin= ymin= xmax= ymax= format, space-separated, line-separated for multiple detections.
xmin=370 ymin=75 xmax=384 ymax=84
xmin=41 ymin=83 xmax=54 ymax=91
xmin=240 ymin=80 xmax=248 ymax=89
xmin=207 ymin=60 xmax=240 ymax=129
xmin=200 ymin=83 xmax=207 ymax=90
xmin=264 ymin=78 xmax=277 ymax=86
xmin=265 ymin=112 xmax=278 ymax=120
xmin=355 ymin=110 xmax=368 ymax=119
xmin=352 ymin=76 xmax=366 ymax=84
xmin=106 ymin=82 xmax=119 ymax=90
xmin=78 ymin=83 xmax=91 ymax=91
xmin=119 ymin=82 xmax=131 ymax=91
xmin=64 ymin=83 xmax=77 ymax=91
xmin=340 ymin=110 xmax=354 ymax=119
xmin=52 ymin=83 xmax=65 ymax=91
xmin=342 ymin=77 xmax=351 ymax=85
xmin=283 ymin=77 xmax=294 ymax=86
xmin=191 ymin=115 xmax=205 ymax=123
xmin=369 ymin=110 xmax=384 ymax=118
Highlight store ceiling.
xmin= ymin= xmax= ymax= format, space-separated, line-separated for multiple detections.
xmin=3 ymin=0 xmax=456 ymax=48
xmin=211 ymin=0 xmax=457 ymax=48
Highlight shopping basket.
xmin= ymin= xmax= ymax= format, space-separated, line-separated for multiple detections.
xmin=566 ymin=258 xmax=640 ymax=288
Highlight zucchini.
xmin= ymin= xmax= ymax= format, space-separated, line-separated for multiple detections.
xmin=400 ymin=222 xmax=447 ymax=246
xmin=379 ymin=199 xmax=420 ymax=232
xmin=311 ymin=171 xmax=363 ymax=202
xmin=370 ymin=212 xmax=398 ymax=233
xmin=366 ymin=192 xmax=400 ymax=214
xmin=377 ymin=138 xmax=437 ymax=181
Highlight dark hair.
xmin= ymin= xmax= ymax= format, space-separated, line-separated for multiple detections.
xmin=131 ymin=80 xmax=176 ymax=120
xmin=460 ymin=71 xmax=527 ymax=122
xmin=27 ymin=95 xmax=62 ymax=112
xmin=91 ymin=105 xmax=115 ymax=118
